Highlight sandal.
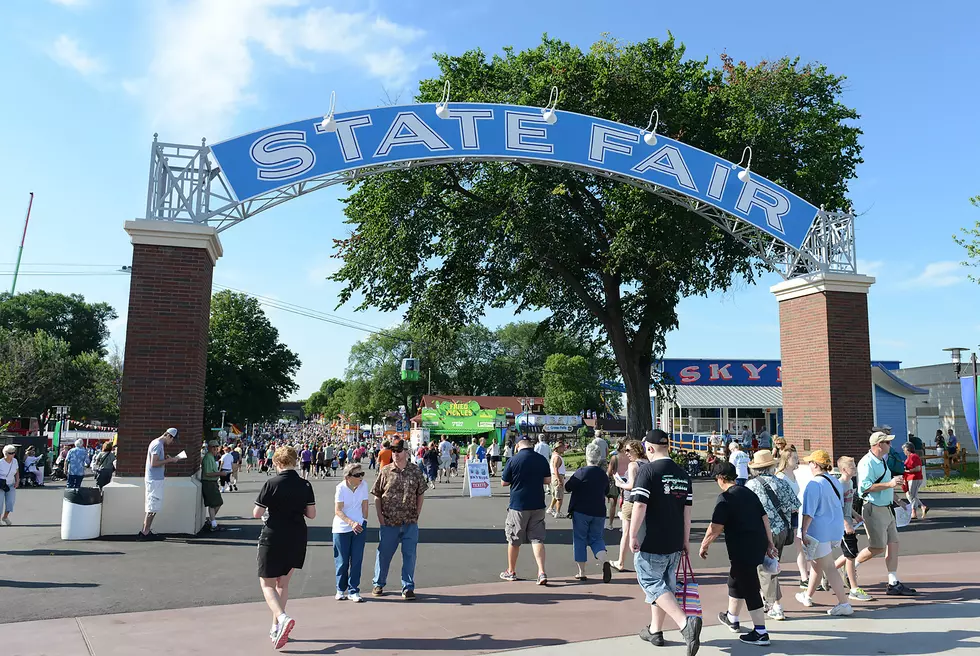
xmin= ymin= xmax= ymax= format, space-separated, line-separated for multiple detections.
xmin=611 ymin=562 xmax=627 ymax=572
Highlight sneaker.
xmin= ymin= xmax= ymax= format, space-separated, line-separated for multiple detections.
xmin=499 ymin=570 xmax=518 ymax=582
xmin=887 ymin=582 xmax=918 ymax=596
xmin=348 ymin=592 xmax=363 ymax=603
xmin=679 ymin=615 xmax=703 ymax=656
xmin=799 ymin=578 xmax=809 ymax=589
xmin=269 ymin=625 xmax=278 ymax=642
xmin=402 ymin=589 xmax=416 ymax=600
xmin=273 ymin=614 xmax=294 ymax=650
xmin=828 ymin=602 xmax=854 ymax=616
xmin=2 ymin=517 xmax=12 ymax=526
xmin=718 ymin=611 xmax=740 ymax=633
xmin=372 ymin=586 xmax=384 ymax=597
xmin=767 ymin=604 xmax=785 ymax=621
xmin=335 ymin=591 xmax=347 ymax=601
xmin=739 ymin=630 xmax=771 ymax=646
xmin=602 ymin=561 xmax=612 ymax=584
xmin=795 ymin=592 xmax=814 ymax=607
xmin=638 ymin=625 xmax=665 ymax=647
xmin=848 ymin=587 xmax=874 ymax=601
xmin=536 ymin=573 xmax=548 ymax=586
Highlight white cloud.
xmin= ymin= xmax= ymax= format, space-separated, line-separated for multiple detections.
xmin=49 ymin=35 xmax=104 ymax=76
xmin=127 ymin=0 xmax=428 ymax=140
xmin=857 ymin=259 xmax=884 ymax=277
xmin=903 ymin=261 xmax=966 ymax=289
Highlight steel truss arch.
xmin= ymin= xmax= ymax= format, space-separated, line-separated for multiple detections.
xmin=142 ymin=136 xmax=856 ymax=280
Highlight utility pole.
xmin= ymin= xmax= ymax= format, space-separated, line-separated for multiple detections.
xmin=428 ymin=368 xmax=432 ymax=396
xmin=220 ymin=410 xmax=227 ymax=432
xmin=10 ymin=192 xmax=34 ymax=295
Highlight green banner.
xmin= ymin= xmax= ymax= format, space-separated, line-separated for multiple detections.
xmin=52 ymin=420 xmax=62 ymax=452
xmin=420 ymin=401 xmax=505 ymax=435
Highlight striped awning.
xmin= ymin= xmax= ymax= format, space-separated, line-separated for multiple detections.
xmin=673 ymin=385 xmax=782 ymax=409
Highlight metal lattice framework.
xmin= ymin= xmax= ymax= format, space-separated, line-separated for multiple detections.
xmin=143 ymin=135 xmax=856 ymax=280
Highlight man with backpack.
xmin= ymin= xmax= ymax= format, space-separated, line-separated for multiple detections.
xmin=854 ymin=431 xmax=917 ymax=596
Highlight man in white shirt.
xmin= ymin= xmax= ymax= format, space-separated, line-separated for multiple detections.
xmin=219 ymin=445 xmax=235 ymax=493
xmin=590 ymin=434 xmax=609 ymax=467
xmin=140 ymin=427 xmax=180 ymax=541
xmin=438 ymin=436 xmax=453 ymax=483
xmin=488 ymin=438 xmax=501 ymax=476
xmin=728 ymin=442 xmax=750 ymax=485
xmin=534 ymin=435 xmax=552 ymax=461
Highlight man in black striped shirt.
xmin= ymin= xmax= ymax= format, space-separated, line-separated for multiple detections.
xmin=629 ymin=429 xmax=701 ymax=655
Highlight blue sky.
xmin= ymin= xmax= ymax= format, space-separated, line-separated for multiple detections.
xmin=1 ymin=0 xmax=978 ymax=398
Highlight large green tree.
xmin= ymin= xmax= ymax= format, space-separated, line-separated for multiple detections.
xmin=0 ymin=290 xmax=117 ymax=357
xmin=206 ymin=290 xmax=301 ymax=426
xmin=0 ymin=329 xmax=72 ymax=418
xmin=333 ymin=35 xmax=862 ymax=436
xmin=543 ymin=353 xmax=593 ymax=414
xmin=304 ymin=377 xmax=346 ymax=418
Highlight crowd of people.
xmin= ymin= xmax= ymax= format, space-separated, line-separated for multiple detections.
xmin=0 ymin=417 xmax=940 ymax=654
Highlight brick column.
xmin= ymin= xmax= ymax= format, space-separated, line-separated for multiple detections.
xmin=117 ymin=220 xmax=222 ymax=475
xmin=771 ymin=273 xmax=875 ymax=462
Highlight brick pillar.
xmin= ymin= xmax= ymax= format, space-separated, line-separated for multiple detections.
xmin=116 ymin=221 xmax=222 ymax=477
xmin=771 ymin=273 xmax=875 ymax=462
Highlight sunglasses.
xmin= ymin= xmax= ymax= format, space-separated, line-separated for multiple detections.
xmin=391 ymin=447 xmax=405 ymax=453
xmin=348 ymin=472 xmax=365 ymax=478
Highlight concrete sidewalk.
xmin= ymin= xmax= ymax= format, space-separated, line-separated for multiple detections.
xmin=491 ymin=601 xmax=980 ymax=655
xmin=8 ymin=552 xmax=980 ymax=656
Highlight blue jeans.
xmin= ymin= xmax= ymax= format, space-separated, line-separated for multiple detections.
xmin=67 ymin=474 xmax=83 ymax=489
xmin=374 ymin=523 xmax=418 ymax=591
xmin=1 ymin=486 xmax=15 ymax=514
xmin=333 ymin=525 xmax=367 ymax=594
xmin=571 ymin=512 xmax=606 ymax=563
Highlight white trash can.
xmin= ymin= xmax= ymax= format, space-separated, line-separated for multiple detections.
xmin=61 ymin=487 xmax=103 ymax=540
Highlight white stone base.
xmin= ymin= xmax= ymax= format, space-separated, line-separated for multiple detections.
xmin=101 ymin=476 xmax=204 ymax=536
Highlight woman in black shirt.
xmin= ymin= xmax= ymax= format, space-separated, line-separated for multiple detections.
xmin=253 ymin=446 xmax=316 ymax=650
xmin=700 ymin=461 xmax=777 ymax=647
xmin=565 ymin=443 xmax=613 ymax=582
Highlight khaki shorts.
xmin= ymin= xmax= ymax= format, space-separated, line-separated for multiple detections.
xmin=621 ymin=500 xmax=634 ymax=522
xmin=505 ymin=508 xmax=547 ymax=545
xmin=551 ymin=479 xmax=564 ymax=500
xmin=863 ymin=502 xmax=899 ymax=549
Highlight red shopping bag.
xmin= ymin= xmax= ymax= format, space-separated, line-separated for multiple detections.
xmin=675 ymin=552 xmax=702 ymax=617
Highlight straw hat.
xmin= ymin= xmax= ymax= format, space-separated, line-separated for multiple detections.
xmin=748 ymin=449 xmax=777 ymax=469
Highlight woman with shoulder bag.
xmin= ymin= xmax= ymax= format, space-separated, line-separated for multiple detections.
xmin=93 ymin=442 xmax=116 ymax=491
xmin=1 ymin=444 xmax=20 ymax=525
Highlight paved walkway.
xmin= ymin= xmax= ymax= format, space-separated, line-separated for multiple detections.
xmin=8 ymin=552 xmax=980 ymax=656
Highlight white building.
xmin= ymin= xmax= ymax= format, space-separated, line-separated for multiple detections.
xmin=896 ymin=362 xmax=976 ymax=454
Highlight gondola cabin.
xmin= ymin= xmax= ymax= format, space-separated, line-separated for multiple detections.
xmin=401 ymin=357 xmax=420 ymax=381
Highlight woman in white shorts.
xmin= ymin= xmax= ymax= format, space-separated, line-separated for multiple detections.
xmin=795 ymin=450 xmax=852 ymax=616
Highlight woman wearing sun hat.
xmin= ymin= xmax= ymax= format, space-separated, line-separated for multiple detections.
xmin=745 ymin=449 xmax=800 ymax=620
xmin=795 ymin=450 xmax=852 ymax=616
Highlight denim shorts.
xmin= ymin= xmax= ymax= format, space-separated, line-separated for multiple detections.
xmin=634 ymin=550 xmax=682 ymax=603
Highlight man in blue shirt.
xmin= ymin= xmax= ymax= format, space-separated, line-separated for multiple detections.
xmin=855 ymin=431 xmax=916 ymax=596
xmin=499 ymin=439 xmax=551 ymax=585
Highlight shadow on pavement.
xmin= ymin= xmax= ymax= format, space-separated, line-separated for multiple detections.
xmin=0 ymin=579 xmax=99 ymax=589
xmin=701 ymin=629 xmax=980 ymax=654
xmin=410 ymin=590 xmax=633 ymax=606
xmin=1 ymin=549 xmax=125 ymax=556
xmin=283 ymin=634 xmax=566 ymax=654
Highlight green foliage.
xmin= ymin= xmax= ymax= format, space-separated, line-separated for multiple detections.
xmin=0 ymin=329 xmax=72 ymax=418
xmin=954 ymin=196 xmax=980 ymax=283
xmin=304 ymin=377 xmax=346 ymax=417
xmin=543 ymin=353 xmax=592 ymax=414
xmin=0 ymin=290 xmax=117 ymax=357
xmin=332 ymin=34 xmax=862 ymax=436
xmin=0 ymin=329 xmax=121 ymax=422
xmin=206 ymin=290 xmax=301 ymax=426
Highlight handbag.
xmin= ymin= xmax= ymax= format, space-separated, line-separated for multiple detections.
xmin=674 ymin=552 xmax=702 ymax=618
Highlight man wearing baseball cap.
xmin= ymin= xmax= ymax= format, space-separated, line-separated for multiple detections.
xmin=139 ymin=427 xmax=180 ymax=541
xmin=854 ymin=431 xmax=917 ymax=596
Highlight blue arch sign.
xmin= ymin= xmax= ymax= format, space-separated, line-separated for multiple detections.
xmin=210 ymin=103 xmax=819 ymax=249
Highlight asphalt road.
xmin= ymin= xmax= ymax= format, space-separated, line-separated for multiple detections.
xmin=1 ymin=469 xmax=978 ymax=624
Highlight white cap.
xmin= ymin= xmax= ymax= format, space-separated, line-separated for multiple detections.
xmin=165 ymin=427 xmax=178 ymax=437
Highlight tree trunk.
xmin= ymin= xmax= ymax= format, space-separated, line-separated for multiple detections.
xmin=606 ymin=327 xmax=654 ymax=439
